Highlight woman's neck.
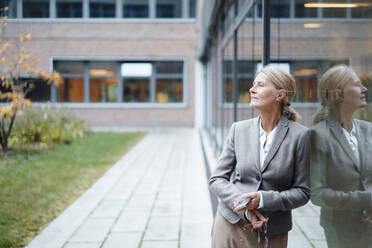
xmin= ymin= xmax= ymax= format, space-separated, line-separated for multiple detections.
xmin=329 ymin=106 xmax=354 ymax=132
xmin=260 ymin=109 xmax=281 ymax=133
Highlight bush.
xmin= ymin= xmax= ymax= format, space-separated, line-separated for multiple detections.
xmin=9 ymin=107 xmax=91 ymax=146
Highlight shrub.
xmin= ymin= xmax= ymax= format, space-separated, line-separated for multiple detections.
xmin=9 ymin=107 xmax=91 ymax=146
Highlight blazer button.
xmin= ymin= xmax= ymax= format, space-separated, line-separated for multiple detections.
xmin=256 ymin=175 xmax=261 ymax=181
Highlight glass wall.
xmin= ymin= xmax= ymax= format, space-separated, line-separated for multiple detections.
xmin=203 ymin=0 xmax=372 ymax=149
xmin=203 ymin=1 xmax=372 ymax=246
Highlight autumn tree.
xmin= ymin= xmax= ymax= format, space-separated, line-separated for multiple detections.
xmin=0 ymin=6 xmax=62 ymax=152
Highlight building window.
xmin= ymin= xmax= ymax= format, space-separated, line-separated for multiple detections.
xmin=89 ymin=62 xmax=117 ymax=102
xmin=189 ymin=0 xmax=196 ymax=18
xmin=54 ymin=60 xmax=184 ymax=104
xmin=351 ymin=0 xmax=372 ymax=18
xmin=155 ymin=61 xmax=183 ymax=103
xmin=322 ymin=0 xmax=347 ymax=18
xmin=295 ymin=0 xmax=318 ymax=18
xmin=156 ymin=0 xmax=182 ymax=18
xmin=1 ymin=0 xmax=17 ymax=18
xmin=57 ymin=0 xmax=83 ymax=18
xmin=90 ymin=0 xmax=115 ymax=18
xmin=258 ymin=0 xmax=290 ymax=18
xmin=24 ymin=78 xmax=51 ymax=102
xmin=23 ymin=0 xmax=49 ymax=18
xmin=123 ymin=0 xmax=149 ymax=18
xmin=55 ymin=61 xmax=84 ymax=102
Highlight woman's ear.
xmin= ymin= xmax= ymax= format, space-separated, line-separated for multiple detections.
xmin=276 ymin=89 xmax=287 ymax=102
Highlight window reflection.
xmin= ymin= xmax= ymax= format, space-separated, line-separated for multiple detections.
xmin=23 ymin=0 xmax=49 ymax=18
xmin=351 ymin=0 xmax=372 ymax=18
xmin=55 ymin=61 xmax=84 ymax=75
xmin=57 ymin=0 xmax=82 ymax=18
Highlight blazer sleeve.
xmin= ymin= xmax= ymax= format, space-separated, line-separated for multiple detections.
xmin=260 ymin=130 xmax=311 ymax=211
xmin=310 ymin=129 xmax=372 ymax=211
xmin=209 ymin=123 xmax=246 ymax=211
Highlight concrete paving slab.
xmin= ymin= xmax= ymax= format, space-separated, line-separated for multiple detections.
xmin=69 ymin=218 xmax=115 ymax=243
xmin=141 ymin=240 xmax=178 ymax=248
xmin=111 ymin=212 xmax=149 ymax=233
xmin=102 ymin=232 xmax=142 ymax=248
xmin=143 ymin=216 xmax=180 ymax=241
xmin=63 ymin=242 xmax=101 ymax=248
xmin=90 ymin=200 xmax=126 ymax=218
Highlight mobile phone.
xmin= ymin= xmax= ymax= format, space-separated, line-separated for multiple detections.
xmin=233 ymin=198 xmax=251 ymax=212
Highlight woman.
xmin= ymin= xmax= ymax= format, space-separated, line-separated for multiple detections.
xmin=310 ymin=64 xmax=372 ymax=248
xmin=209 ymin=65 xmax=310 ymax=248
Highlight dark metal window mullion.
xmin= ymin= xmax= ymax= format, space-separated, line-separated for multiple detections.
xmin=263 ymin=0 xmax=270 ymax=65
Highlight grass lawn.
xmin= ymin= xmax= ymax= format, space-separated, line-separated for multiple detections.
xmin=0 ymin=132 xmax=145 ymax=248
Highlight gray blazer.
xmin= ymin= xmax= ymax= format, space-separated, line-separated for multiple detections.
xmin=309 ymin=118 xmax=372 ymax=243
xmin=209 ymin=115 xmax=310 ymax=235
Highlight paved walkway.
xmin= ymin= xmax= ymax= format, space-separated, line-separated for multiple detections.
xmin=27 ymin=129 xmax=213 ymax=248
xmin=27 ymin=128 xmax=327 ymax=248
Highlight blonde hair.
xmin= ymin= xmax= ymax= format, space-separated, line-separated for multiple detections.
xmin=258 ymin=64 xmax=298 ymax=122
xmin=313 ymin=64 xmax=358 ymax=123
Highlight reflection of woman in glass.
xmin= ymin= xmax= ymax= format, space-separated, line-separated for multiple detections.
xmin=310 ymin=65 xmax=371 ymax=247
xmin=209 ymin=65 xmax=310 ymax=248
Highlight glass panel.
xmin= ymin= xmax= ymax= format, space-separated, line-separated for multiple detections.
xmin=23 ymin=0 xmax=49 ymax=18
xmin=89 ymin=62 xmax=117 ymax=77
xmin=351 ymin=0 xmax=372 ymax=18
xmin=123 ymin=78 xmax=150 ymax=102
xmin=55 ymin=61 xmax=84 ymax=75
xmin=156 ymin=79 xmax=182 ymax=103
xmin=24 ymin=78 xmax=51 ymax=102
xmin=90 ymin=78 xmax=117 ymax=102
xmin=295 ymin=0 xmax=318 ymax=18
xmin=123 ymin=0 xmax=149 ymax=18
xmin=156 ymin=0 xmax=182 ymax=18
xmin=90 ymin=0 xmax=115 ymax=18
xmin=322 ymin=0 xmax=347 ymax=18
xmin=57 ymin=0 xmax=82 ymax=18
xmin=189 ymin=0 xmax=196 ymax=18
xmin=58 ymin=78 xmax=84 ymax=102
xmin=155 ymin=61 xmax=183 ymax=74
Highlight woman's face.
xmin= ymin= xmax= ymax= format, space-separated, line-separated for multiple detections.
xmin=249 ymin=72 xmax=280 ymax=111
xmin=342 ymin=75 xmax=368 ymax=110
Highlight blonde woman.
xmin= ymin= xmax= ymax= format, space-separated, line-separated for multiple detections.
xmin=310 ymin=64 xmax=371 ymax=247
xmin=209 ymin=65 xmax=310 ymax=248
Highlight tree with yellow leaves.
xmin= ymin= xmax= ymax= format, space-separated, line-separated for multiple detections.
xmin=0 ymin=6 xmax=62 ymax=152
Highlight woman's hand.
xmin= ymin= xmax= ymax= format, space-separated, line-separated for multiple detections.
xmin=247 ymin=209 xmax=269 ymax=229
xmin=234 ymin=192 xmax=261 ymax=211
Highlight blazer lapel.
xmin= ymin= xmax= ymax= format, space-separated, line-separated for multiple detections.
xmin=328 ymin=120 xmax=359 ymax=171
xmin=261 ymin=115 xmax=289 ymax=173
xmin=252 ymin=116 xmax=261 ymax=172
